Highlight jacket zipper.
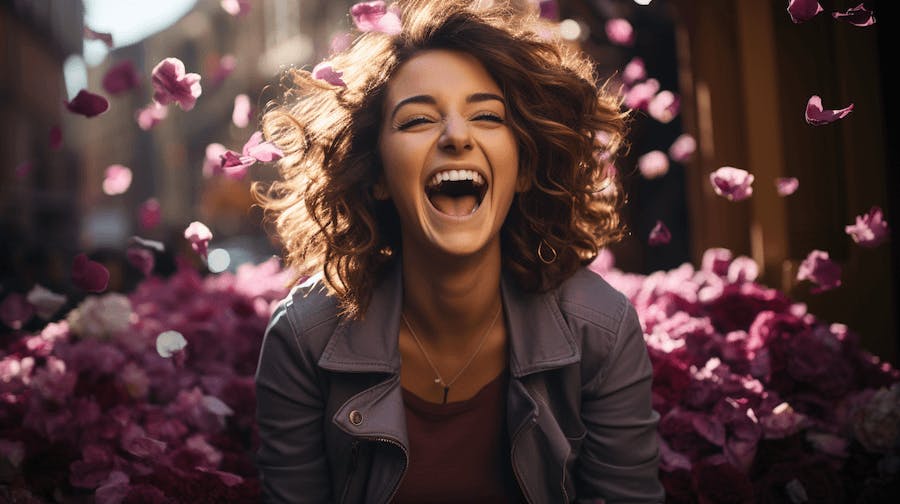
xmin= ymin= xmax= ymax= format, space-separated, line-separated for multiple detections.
xmin=374 ymin=436 xmax=408 ymax=504
xmin=339 ymin=440 xmax=360 ymax=504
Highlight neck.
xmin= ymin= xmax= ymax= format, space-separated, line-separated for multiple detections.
xmin=399 ymin=240 xmax=503 ymax=353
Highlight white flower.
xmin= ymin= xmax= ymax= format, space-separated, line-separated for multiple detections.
xmin=66 ymin=293 xmax=133 ymax=339
xmin=156 ymin=330 xmax=187 ymax=358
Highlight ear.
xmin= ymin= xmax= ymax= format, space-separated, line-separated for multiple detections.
xmin=373 ymin=175 xmax=391 ymax=200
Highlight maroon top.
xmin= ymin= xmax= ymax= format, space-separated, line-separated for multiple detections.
xmin=392 ymin=369 xmax=525 ymax=503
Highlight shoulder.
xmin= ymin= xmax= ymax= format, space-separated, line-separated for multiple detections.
xmin=266 ymin=272 xmax=341 ymax=360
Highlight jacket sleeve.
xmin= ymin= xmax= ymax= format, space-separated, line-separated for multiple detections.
xmin=575 ymin=299 xmax=664 ymax=503
xmin=255 ymin=302 xmax=333 ymax=503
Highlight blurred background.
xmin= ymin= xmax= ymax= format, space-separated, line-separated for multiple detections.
xmin=1 ymin=0 xmax=896 ymax=364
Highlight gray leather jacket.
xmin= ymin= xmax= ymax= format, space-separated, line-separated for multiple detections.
xmin=255 ymin=262 xmax=664 ymax=503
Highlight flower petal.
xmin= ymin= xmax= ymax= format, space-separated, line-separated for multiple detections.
xmin=312 ymin=62 xmax=347 ymax=87
xmin=832 ymin=3 xmax=875 ymax=27
xmin=787 ymin=0 xmax=823 ymax=23
xmin=139 ymin=198 xmax=162 ymax=230
xmin=203 ymin=143 xmax=229 ymax=177
xmin=184 ymin=221 xmax=213 ymax=259
xmin=775 ymin=177 xmax=799 ymax=196
xmin=126 ymin=247 xmax=155 ymax=277
xmin=330 ymin=32 xmax=353 ymax=53
xmin=605 ymin=18 xmax=635 ymax=46
xmin=623 ymin=57 xmax=646 ymax=85
xmin=156 ymin=330 xmax=187 ymax=358
xmin=49 ymin=125 xmax=63 ymax=150
xmin=649 ymin=221 xmax=671 ymax=246
xmin=243 ymin=131 xmax=284 ymax=162
xmin=14 ymin=160 xmax=33 ymax=179
xmin=710 ymin=166 xmax=754 ymax=201
xmin=128 ymin=235 xmax=166 ymax=252
xmin=232 ymin=94 xmax=252 ymax=128
xmin=805 ymin=95 xmax=853 ymax=125
xmin=151 ymin=57 xmax=202 ymax=111
xmin=351 ymin=1 xmax=402 ymax=35
xmin=220 ymin=150 xmax=256 ymax=180
xmin=102 ymin=164 xmax=132 ymax=195
xmin=624 ymin=78 xmax=659 ymax=111
xmin=102 ymin=60 xmax=142 ymax=95
xmin=26 ymin=284 xmax=67 ymax=319
xmin=220 ymin=0 xmax=251 ymax=16
xmin=668 ymin=134 xmax=696 ymax=163
xmin=65 ymin=89 xmax=109 ymax=117
xmin=648 ymin=90 xmax=680 ymax=123
xmin=0 ymin=293 xmax=35 ymax=330
xmin=207 ymin=54 xmax=237 ymax=88
xmin=638 ymin=150 xmax=669 ymax=179
xmin=135 ymin=102 xmax=168 ymax=130
xmin=797 ymin=249 xmax=842 ymax=293
xmin=538 ymin=0 xmax=559 ymax=20
xmin=71 ymin=253 xmax=110 ymax=293
xmin=83 ymin=26 xmax=113 ymax=48
xmin=845 ymin=206 xmax=890 ymax=248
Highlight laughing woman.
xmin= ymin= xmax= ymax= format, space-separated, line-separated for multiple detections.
xmin=253 ymin=0 xmax=663 ymax=502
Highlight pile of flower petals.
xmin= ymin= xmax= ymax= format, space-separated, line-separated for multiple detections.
xmin=591 ymin=248 xmax=900 ymax=502
xmin=0 ymin=258 xmax=293 ymax=502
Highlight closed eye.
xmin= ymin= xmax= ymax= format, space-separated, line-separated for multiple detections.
xmin=397 ymin=116 xmax=432 ymax=130
xmin=473 ymin=113 xmax=504 ymax=123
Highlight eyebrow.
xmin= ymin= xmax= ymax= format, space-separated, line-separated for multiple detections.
xmin=390 ymin=92 xmax=505 ymax=121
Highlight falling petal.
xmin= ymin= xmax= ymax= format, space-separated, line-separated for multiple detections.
xmin=776 ymin=177 xmax=799 ymax=196
xmin=135 ymin=102 xmax=169 ymax=130
xmin=845 ymin=206 xmax=890 ymax=248
xmin=638 ymin=150 xmax=669 ymax=179
xmin=219 ymin=150 xmax=255 ymax=180
xmin=648 ymin=221 xmax=671 ymax=246
xmin=102 ymin=165 xmax=133 ymax=195
xmin=221 ymin=0 xmax=251 ymax=16
xmin=49 ymin=125 xmax=63 ymax=150
xmin=71 ymin=253 xmax=110 ymax=293
xmin=624 ymin=78 xmax=659 ymax=111
xmin=139 ymin=198 xmax=162 ymax=230
xmin=151 ymin=57 xmax=202 ymax=111
xmin=605 ymin=18 xmax=635 ymax=46
xmin=805 ymin=95 xmax=853 ymax=125
xmin=127 ymin=247 xmax=155 ymax=277
xmin=203 ymin=143 xmax=229 ymax=177
xmin=14 ymin=160 xmax=33 ymax=179
xmin=202 ymin=396 xmax=234 ymax=416
xmin=102 ymin=60 xmax=142 ymax=95
xmin=787 ymin=0 xmax=823 ymax=24
xmin=648 ymin=90 xmax=680 ymax=123
xmin=65 ymin=89 xmax=109 ymax=117
xmin=330 ymin=33 xmax=353 ymax=53
xmin=668 ymin=134 xmax=696 ymax=163
xmin=312 ymin=62 xmax=347 ymax=87
xmin=243 ymin=131 xmax=284 ymax=162
xmin=83 ymin=26 xmax=113 ymax=48
xmin=156 ymin=330 xmax=187 ymax=358
xmin=25 ymin=285 xmax=67 ymax=320
xmin=538 ymin=0 xmax=559 ymax=20
xmin=207 ymin=54 xmax=236 ymax=88
xmin=184 ymin=221 xmax=213 ymax=259
xmin=196 ymin=467 xmax=244 ymax=487
xmin=710 ymin=166 xmax=754 ymax=201
xmin=832 ymin=4 xmax=875 ymax=27
xmin=797 ymin=249 xmax=841 ymax=293
xmin=0 ymin=293 xmax=34 ymax=330
xmin=232 ymin=94 xmax=252 ymax=128
xmin=351 ymin=1 xmax=402 ymax=35
xmin=623 ymin=57 xmax=646 ymax=85
xmin=129 ymin=236 xmax=166 ymax=252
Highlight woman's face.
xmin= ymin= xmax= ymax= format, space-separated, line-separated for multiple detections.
xmin=376 ymin=49 xmax=521 ymax=260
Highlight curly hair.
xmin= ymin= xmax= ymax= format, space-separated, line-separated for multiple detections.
xmin=254 ymin=0 xmax=629 ymax=319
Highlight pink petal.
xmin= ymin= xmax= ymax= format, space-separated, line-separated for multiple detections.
xmin=622 ymin=57 xmax=646 ymax=85
xmin=207 ymin=54 xmax=237 ymax=88
xmin=151 ymin=57 xmax=202 ymax=111
xmin=668 ymin=134 xmax=696 ymax=163
xmin=135 ymin=102 xmax=168 ymax=130
xmin=221 ymin=0 xmax=251 ymax=16
xmin=710 ymin=166 xmax=754 ymax=201
xmin=196 ymin=467 xmax=244 ymax=487
xmin=26 ymin=285 xmax=67 ymax=319
xmin=805 ymin=95 xmax=853 ymax=125
xmin=139 ymin=198 xmax=162 ymax=230
xmin=787 ymin=0 xmax=823 ymax=24
xmin=797 ymin=249 xmax=842 ymax=293
xmin=605 ymin=18 xmax=635 ymax=46
xmin=243 ymin=131 xmax=284 ymax=162
xmin=65 ymin=89 xmax=109 ymax=117
xmin=638 ymin=150 xmax=669 ymax=179
xmin=126 ymin=247 xmax=155 ymax=277
xmin=71 ymin=253 xmax=110 ymax=293
xmin=648 ymin=90 xmax=680 ymax=123
xmin=648 ymin=221 xmax=671 ymax=246
xmin=14 ymin=160 xmax=33 ymax=179
xmin=102 ymin=60 xmax=142 ymax=95
xmin=232 ymin=94 xmax=252 ymax=128
xmin=83 ymin=26 xmax=113 ymax=48
xmin=184 ymin=221 xmax=213 ymax=259
xmin=203 ymin=143 xmax=229 ymax=177
xmin=129 ymin=235 xmax=166 ymax=252
xmin=776 ymin=177 xmax=799 ymax=196
xmin=538 ymin=0 xmax=559 ymax=20
xmin=0 ymin=293 xmax=35 ymax=330
xmin=832 ymin=3 xmax=875 ymax=26
xmin=49 ymin=125 xmax=63 ymax=150
xmin=330 ymin=33 xmax=353 ymax=53
xmin=727 ymin=257 xmax=759 ymax=283
xmin=845 ymin=206 xmax=890 ymax=248
xmin=102 ymin=164 xmax=133 ymax=195
xmin=312 ymin=62 xmax=347 ymax=87
xmin=624 ymin=79 xmax=659 ymax=111
xmin=219 ymin=150 xmax=256 ymax=180
xmin=351 ymin=1 xmax=402 ymax=35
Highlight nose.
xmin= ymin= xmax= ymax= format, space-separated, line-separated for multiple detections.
xmin=437 ymin=115 xmax=473 ymax=153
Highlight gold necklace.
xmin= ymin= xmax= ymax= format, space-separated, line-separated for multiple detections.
xmin=400 ymin=304 xmax=502 ymax=404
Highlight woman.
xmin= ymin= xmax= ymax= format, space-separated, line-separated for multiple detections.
xmin=253 ymin=0 xmax=663 ymax=502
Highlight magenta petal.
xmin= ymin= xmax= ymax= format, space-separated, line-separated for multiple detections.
xmin=14 ymin=160 xmax=33 ymax=179
xmin=102 ymin=60 xmax=142 ymax=95
xmin=648 ymin=90 xmax=680 ymax=123
xmin=351 ymin=1 xmax=402 ymax=35
xmin=0 ymin=293 xmax=35 ymax=330
xmin=797 ymin=249 xmax=842 ymax=293
xmin=220 ymin=150 xmax=255 ymax=180
xmin=232 ymin=94 xmax=252 ymax=128
xmin=184 ymin=222 xmax=213 ymax=259
xmin=139 ymin=198 xmax=162 ymax=230
xmin=805 ymin=95 xmax=853 ymax=125
xmin=624 ymin=79 xmax=659 ymax=111
xmin=330 ymin=33 xmax=353 ymax=53
xmin=71 ymin=253 xmax=110 ymax=293
xmin=648 ymin=221 xmax=671 ymax=246
xmin=845 ymin=206 xmax=890 ymax=248
xmin=787 ymin=0 xmax=823 ymax=23
xmin=623 ymin=57 xmax=646 ymax=85
xmin=832 ymin=4 xmax=876 ymax=27
xmin=776 ymin=177 xmax=799 ymax=196
xmin=221 ymin=0 xmax=251 ymax=16
xmin=638 ymin=150 xmax=669 ymax=179
xmin=605 ymin=18 xmax=635 ymax=46
xmin=49 ymin=125 xmax=63 ymax=150
xmin=135 ymin=102 xmax=168 ymax=130
xmin=538 ymin=0 xmax=559 ymax=21
xmin=83 ymin=26 xmax=113 ymax=47
xmin=208 ymin=54 xmax=237 ymax=88
xmin=312 ymin=62 xmax=347 ymax=87
xmin=151 ymin=57 xmax=202 ymax=111
xmin=203 ymin=143 xmax=229 ymax=177
xmin=668 ymin=134 xmax=696 ymax=163
xmin=243 ymin=131 xmax=283 ymax=162
xmin=65 ymin=89 xmax=109 ymax=117
xmin=710 ymin=166 xmax=754 ymax=201
xmin=126 ymin=247 xmax=155 ymax=277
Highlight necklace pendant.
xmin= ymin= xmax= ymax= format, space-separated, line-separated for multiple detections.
xmin=434 ymin=378 xmax=441 ymax=384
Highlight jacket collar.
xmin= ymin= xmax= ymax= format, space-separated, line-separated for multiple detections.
xmin=318 ymin=260 xmax=581 ymax=377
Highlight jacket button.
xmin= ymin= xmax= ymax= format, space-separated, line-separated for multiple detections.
xmin=349 ymin=410 xmax=363 ymax=426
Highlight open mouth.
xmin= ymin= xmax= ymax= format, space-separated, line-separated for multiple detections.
xmin=425 ymin=169 xmax=488 ymax=217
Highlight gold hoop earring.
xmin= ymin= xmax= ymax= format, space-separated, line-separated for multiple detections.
xmin=537 ymin=239 xmax=557 ymax=264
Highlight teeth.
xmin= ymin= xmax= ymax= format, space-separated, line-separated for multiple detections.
xmin=426 ymin=169 xmax=484 ymax=187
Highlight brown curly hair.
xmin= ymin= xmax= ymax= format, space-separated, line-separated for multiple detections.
xmin=254 ymin=0 xmax=629 ymax=319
